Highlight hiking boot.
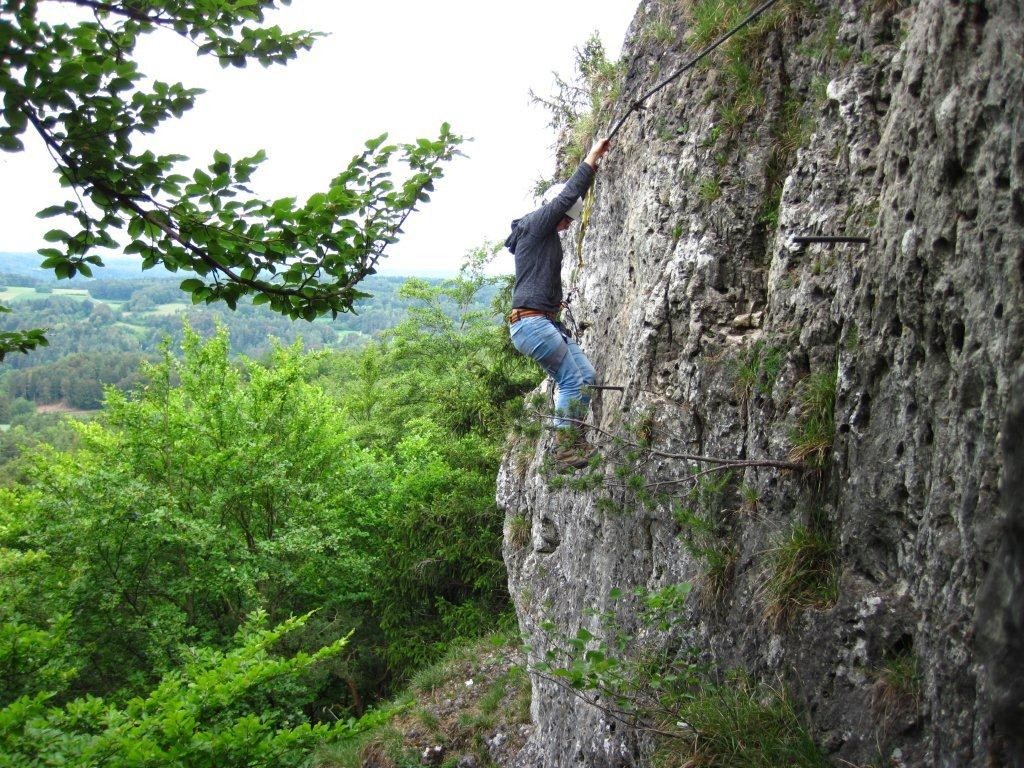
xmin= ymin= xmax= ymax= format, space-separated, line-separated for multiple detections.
xmin=553 ymin=428 xmax=596 ymax=469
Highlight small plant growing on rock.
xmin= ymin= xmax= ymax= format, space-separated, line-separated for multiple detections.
xmin=529 ymin=33 xmax=626 ymax=181
xmin=533 ymin=587 xmax=830 ymax=767
xmin=759 ymin=508 xmax=839 ymax=627
xmin=788 ymin=365 xmax=837 ymax=467
xmin=673 ymin=471 xmax=738 ymax=607
xmin=732 ymin=340 xmax=785 ymax=403
xmin=699 ymin=176 xmax=722 ymax=202
xmin=644 ymin=17 xmax=677 ymax=45
xmin=508 ymin=513 xmax=531 ymax=550
xmin=872 ymin=649 xmax=921 ymax=716
xmin=739 ymin=481 xmax=761 ymax=511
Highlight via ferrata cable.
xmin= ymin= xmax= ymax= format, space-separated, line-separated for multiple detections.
xmin=607 ymin=0 xmax=784 ymax=142
xmin=566 ymin=0 xmax=786 ymax=333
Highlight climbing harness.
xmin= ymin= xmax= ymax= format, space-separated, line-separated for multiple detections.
xmin=607 ymin=0 xmax=784 ymax=142
xmin=560 ymin=292 xmax=582 ymax=340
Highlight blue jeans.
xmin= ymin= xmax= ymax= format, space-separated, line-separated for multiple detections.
xmin=509 ymin=316 xmax=596 ymax=428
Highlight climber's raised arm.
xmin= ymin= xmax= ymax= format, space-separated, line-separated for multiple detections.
xmin=530 ymin=138 xmax=611 ymax=235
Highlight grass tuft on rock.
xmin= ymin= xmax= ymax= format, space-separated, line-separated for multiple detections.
xmin=760 ymin=511 xmax=839 ymax=626
xmin=788 ymin=366 xmax=837 ymax=467
xmin=652 ymin=674 xmax=829 ymax=767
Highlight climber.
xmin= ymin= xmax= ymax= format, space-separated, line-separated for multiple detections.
xmin=505 ymin=137 xmax=611 ymax=468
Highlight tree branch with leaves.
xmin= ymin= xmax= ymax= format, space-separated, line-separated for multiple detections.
xmin=0 ymin=0 xmax=463 ymax=360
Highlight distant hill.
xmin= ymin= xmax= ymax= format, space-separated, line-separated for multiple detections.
xmin=0 ymin=251 xmax=459 ymax=283
xmin=0 ymin=252 xmax=178 ymax=282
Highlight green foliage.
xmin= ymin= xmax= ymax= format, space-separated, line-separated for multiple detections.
xmin=759 ymin=510 xmax=839 ymax=626
xmin=844 ymin=323 xmax=860 ymax=351
xmin=698 ymin=176 xmax=722 ymax=203
xmin=0 ymin=259 xmax=536 ymax=760
xmin=673 ymin=472 xmax=737 ymax=605
xmin=313 ymin=264 xmax=538 ymax=675
xmin=508 ymin=513 xmax=531 ymax=550
xmin=732 ymin=340 xmax=784 ymax=402
xmin=4 ymin=325 xmax=381 ymax=701
xmin=315 ymin=630 xmax=527 ymax=768
xmin=797 ymin=7 xmax=853 ymax=63
xmin=530 ymin=33 xmax=626 ymax=181
xmin=774 ymin=91 xmax=816 ymax=157
xmin=0 ymin=612 xmax=395 ymax=768
xmin=643 ymin=5 xmax=677 ymax=45
xmin=535 ymin=586 xmax=828 ymax=766
xmin=872 ymin=649 xmax=921 ymax=714
xmin=686 ymin=0 xmax=789 ymax=130
xmin=0 ymin=305 xmax=48 ymax=362
xmin=788 ymin=366 xmax=837 ymax=467
xmin=651 ymin=675 xmax=829 ymax=768
xmin=0 ymin=1 xmax=462 ymax=360
xmin=0 ymin=274 xmax=495 ymax=387
xmin=1 ymin=261 xmax=535 ymax=702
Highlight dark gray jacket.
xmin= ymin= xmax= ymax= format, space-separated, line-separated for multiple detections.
xmin=505 ymin=162 xmax=595 ymax=313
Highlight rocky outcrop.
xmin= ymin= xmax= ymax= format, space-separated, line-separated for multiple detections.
xmin=498 ymin=1 xmax=1022 ymax=766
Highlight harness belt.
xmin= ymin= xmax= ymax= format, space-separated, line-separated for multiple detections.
xmin=508 ymin=307 xmax=555 ymax=324
xmin=508 ymin=307 xmax=569 ymax=372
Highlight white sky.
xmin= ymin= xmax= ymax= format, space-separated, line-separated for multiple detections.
xmin=0 ymin=1 xmax=638 ymax=277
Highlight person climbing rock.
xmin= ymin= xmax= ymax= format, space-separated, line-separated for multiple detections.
xmin=505 ymin=137 xmax=611 ymax=468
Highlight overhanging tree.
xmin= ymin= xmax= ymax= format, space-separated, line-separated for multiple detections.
xmin=0 ymin=0 xmax=463 ymax=359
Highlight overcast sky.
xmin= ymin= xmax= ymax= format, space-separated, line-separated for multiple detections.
xmin=0 ymin=1 xmax=638 ymax=277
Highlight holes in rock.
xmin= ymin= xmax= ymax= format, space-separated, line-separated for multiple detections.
xmin=905 ymin=209 xmax=915 ymax=223
xmin=959 ymin=369 xmax=983 ymax=409
xmin=870 ymin=353 xmax=890 ymax=382
xmin=863 ymin=288 xmax=876 ymax=312
xmin=853 ymin=392 xmax=872 ymax=427
xmin=929 ymin=321 xmax=946 ymax=354
xmin=933 ymin=236 xmax=953 ymax=256
xmin=895 ymin=483 xmax=909 ymax=504
xmin=908 ymin=342 xmax=925 ymax=367
xmin=968 ymin=1 xmax=990 ymax=24
xmin=895 ymin=442 xmax=905 ymax=458
xmin=942 ymin=157 xmax=966 ymax=186
xmin=1012 ymin=190 xmax=1023 ymax=226
xmin=891 ymin=633 xmax=914 ymax=656
xmin=839 ymin=423 xmax=850 ymax=434
xmin=888 ymin=314 xmax=903 ymax=338
xmin=923 ymin=421 xmax=934 ymax=445
xmin=906 ymin=401 xmax=918 ymax=418
xmin=897 ymin=156 xmax=910 ymax=177
xmin=995 ymin=303 xmax=1004 ymax=319
xmin=950 ymin=318 xmax=965 ymax=353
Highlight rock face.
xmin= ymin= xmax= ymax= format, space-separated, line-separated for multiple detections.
xmin=497 ymin=1 xmax=1023 ymax=766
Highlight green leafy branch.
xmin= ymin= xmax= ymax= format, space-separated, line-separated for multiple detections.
xmin=0 ymin=0 xmax=463 ymax=360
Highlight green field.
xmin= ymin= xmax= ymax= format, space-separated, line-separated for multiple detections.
xmin=143 ymin=302 xmax=189 ymax=317
xmin=0 ymin=286 xmax=92 ymax=303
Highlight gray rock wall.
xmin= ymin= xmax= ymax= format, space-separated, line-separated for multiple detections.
xmin=498 ymin=1 xmax=1022 ymax=766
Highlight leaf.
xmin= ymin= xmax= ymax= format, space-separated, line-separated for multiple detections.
xmin=37 ymin=205 xmax=70 ymax=219
xmin=0 ymin=134 xmax=24 ymax=152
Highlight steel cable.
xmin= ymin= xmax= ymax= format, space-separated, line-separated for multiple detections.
xmin=607 ymin=0 xmax=784 ymax=142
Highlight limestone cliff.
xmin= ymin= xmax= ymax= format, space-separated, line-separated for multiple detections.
xmin=497 ymin=1 xmax=1023 ymax=766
